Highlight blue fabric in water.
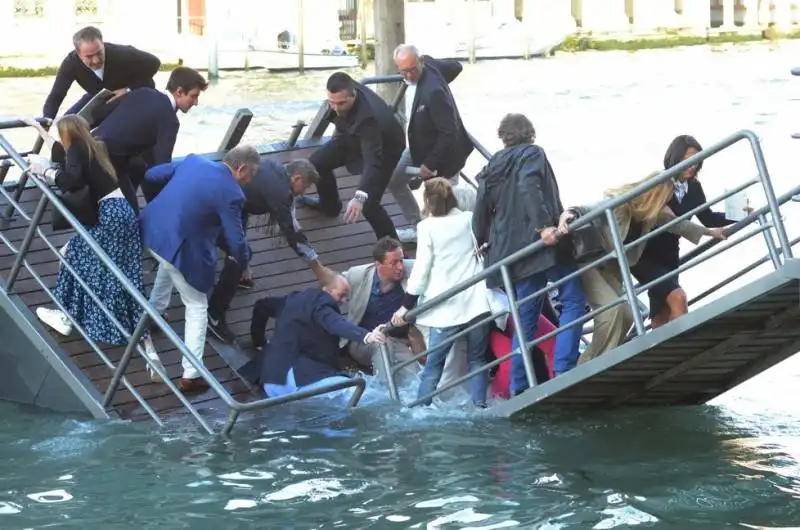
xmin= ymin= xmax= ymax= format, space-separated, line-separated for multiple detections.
xmin=264 ymin=368 xmax=352 ymax=398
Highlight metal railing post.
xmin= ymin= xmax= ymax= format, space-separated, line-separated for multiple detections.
xmin=380 ymin=342 xmax=400 ymax=401
xmin=604 ymin=208 xmax=645 ymax=335
xmin=500 ymin=264 xmax=538 ymax=389
xmin=4 ymin=135 xmax=43 ymax=220
xmin=757 ymin=214 xmax=781 ymax=269
xmin=6 ymin=193 xmax=48 ymax=292
xmin=745 ymin=131 xmax=793 ymax=260
xmin=101 ymin=313 xmax=150 ymax=407
xmin=222 ymin=409 xmax=240 ymax=437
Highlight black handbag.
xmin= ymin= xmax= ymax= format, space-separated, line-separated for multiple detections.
xmin=557 ymin=220 xmax=605 ymax=264
xmin=51 ymin=186 xmax=98 ymax=231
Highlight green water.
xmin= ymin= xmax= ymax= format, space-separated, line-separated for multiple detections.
xmin=2 ymin=41 xmax=800 ymax=528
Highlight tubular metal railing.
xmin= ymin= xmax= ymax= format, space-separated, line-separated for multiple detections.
xmin=379 ymin=128 xmax=796 ymax=406
xmin=0 ymin=119 xmax=368 ymax=436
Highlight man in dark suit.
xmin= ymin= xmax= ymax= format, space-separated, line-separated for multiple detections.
xmin=206 ymin=157 xmax=330 ymax=344
xmin=260 ymin=274 xmax=386 ymax=398
xmin=298 ymin=72 xmax=406 ymax=241
xmin=388 ymin=44 xmax=475 ymax=242
xmin=42 ymin=26 xmax=160 ymax=124
xmin=93 ymin=66 xmax=207 ymax=211
xmin=139 ymin=145 xmax=260 ymax=393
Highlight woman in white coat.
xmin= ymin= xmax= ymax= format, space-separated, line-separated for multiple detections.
xmin=392 ymin=178 xmax=491 ymax=408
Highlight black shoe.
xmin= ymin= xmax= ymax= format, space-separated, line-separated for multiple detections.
xmin=238 ymin=278 xmax=254 ymax=290
xmin=207 ymin=314 xmax=236 ymax=344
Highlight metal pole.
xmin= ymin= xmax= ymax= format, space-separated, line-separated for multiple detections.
xmin=297 ymin=0 xmax=305 ymax=74
xmin=758 ymin=214 xmax=781 ymax=268
xmin=4 ymin=135 xmax=43 ymax=220
xmin=101 ymin=313 xmax=150 ymax=407
xmin=604 ymin=208 xmax=645 ymax=335
xmin=746 ymin=131 xmax=793 ymax=259
xmin=380 ymin=342 xmax=400 ymax=401
xmin=359 ymin=0 xmax=369 ymax=69
xmin=468 ymin=0 xmax=477 ymax=64
xmin=221 ymin=409 xmax=240 ymax=437
xmin=6 ymin=193 xmax=48 ymax=292
xmin=500 ymin=265 xmax=538 ymax=390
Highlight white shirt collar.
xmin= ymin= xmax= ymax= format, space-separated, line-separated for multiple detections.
xmin=161 ymin=90 xmax=177 ymax=111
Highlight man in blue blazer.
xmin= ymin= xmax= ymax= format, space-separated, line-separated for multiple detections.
xmin=261 ymin=274 xmax=387 ymax=398
xmin=139 ymin=145 xmax=260 ymax=393
xmin=93 ymin=66 xmax=208 ymax=211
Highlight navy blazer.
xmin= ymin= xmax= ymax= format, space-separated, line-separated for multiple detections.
xmin=407 ymin=56 xmax=474 ymax=178
xmin=93 ymin=88 xmax=179 ymax=167
xmin=43 ymin=42 xmax=160 ymax=120
xmin=641 ymin=179 xmax=735 ymax=269
xmin=140 ymin=154 xmax=250 ymax=293
xmin=262 ymin=288 xmax=368 ymax=387
xmin=244 ymin=159 xmax=316 ymax=260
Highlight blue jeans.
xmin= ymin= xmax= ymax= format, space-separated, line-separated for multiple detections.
xmin=510 ymin=264 xmax=587 ymax=394
xmin=417 ymin=319 xmax=490 ymax=407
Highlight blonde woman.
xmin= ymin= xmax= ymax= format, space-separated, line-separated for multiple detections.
xmin=391 ymin=178 xmax=491 ymax=408
xmin=34 ymin=116 xmax=149 ymax=353
xmin=558 ymin=173 xmax=727 ymax=363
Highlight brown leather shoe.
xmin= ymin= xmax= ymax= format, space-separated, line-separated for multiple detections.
xmin=178 ymin=377 xmax=210 ymax=394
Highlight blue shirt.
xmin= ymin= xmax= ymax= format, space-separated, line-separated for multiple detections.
xmin=358 ymin=271 xmax=405 ymax=330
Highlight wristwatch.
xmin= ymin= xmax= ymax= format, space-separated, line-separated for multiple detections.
xmin=353 ymin=190 xmax=368 ymax=203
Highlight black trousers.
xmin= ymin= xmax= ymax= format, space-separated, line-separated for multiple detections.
xmin=109 ymin=152 xmax=165 ymax=214
xmin=308 ymin=140 xmax=399 ymax=241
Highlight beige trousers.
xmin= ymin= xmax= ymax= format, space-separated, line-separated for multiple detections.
xmin=577 ymin=265 xmax=633 ymax=364
xmin=348 ymin=337 xmax=421 ymax=386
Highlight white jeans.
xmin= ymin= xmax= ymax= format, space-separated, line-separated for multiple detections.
xmin=148 ymin=250 xmax=208 ymax=380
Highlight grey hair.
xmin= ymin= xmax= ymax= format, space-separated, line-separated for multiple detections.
xmin=497 ymin=113 xmax=536 ymax=148
xmin=222 ymin=144 xmax=260 ymax=169
xmin=393 ymin=43 xmax=420 ymax=61
xmin=285 ymin=158 xmax=320 ymax=186
xmin=73 ymin=26 xmax=103 ymax=49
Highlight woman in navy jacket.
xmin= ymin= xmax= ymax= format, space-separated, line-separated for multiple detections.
xmin=633 ymin=135 xmax=735 ymax=328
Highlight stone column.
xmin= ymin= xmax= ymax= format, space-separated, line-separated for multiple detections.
xmin=722 ymin=0 xmax=737 ymax=28
xmin=741 ymin=0 xmax=760 ymax=26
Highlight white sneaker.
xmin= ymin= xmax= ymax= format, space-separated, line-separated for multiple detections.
xmin=396 ymin=226 xmax=417 ymax=243
xmin=143 ymin=338 xmax=165 ymax=383
xmin=36 ymin=307 xmax=72 ymax=336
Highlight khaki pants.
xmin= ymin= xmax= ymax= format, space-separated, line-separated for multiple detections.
xmin=577 ymin=266 xmax=633 ymax=364
xmin=348 ymin=337 xmax=420 ymax=386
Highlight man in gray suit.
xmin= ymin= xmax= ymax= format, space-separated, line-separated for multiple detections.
xmin=341 ymin=237 xmax=424 ymax=384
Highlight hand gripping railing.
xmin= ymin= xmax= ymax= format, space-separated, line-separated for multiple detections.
xmin=379 ymin=129 xmax=794 ymax=406
xmin=0 ymin=125 xmax=368 ymax=436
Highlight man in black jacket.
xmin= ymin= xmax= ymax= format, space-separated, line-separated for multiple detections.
xmin=42 ymin=26 xmax=160 ymax=124
xmin=298 ymin=72 xmax=405 ymax=241
xmin=207 ymin=158 xmax=329 ymax=344
xmin=388 ymin=44 xmax=475 ymax=242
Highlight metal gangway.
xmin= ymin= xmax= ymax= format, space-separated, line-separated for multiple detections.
xmin=378 ymin=110 xmax=800 ymax=413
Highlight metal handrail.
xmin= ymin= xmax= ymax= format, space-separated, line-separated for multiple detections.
xmin=381 ymin=129 xmax=794 ymax=405
xmin=0 ymin=128 xmax=368 ymax=435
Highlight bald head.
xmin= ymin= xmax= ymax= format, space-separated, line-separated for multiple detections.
xmin=323 ymin=273 xmax=350 ymax=304
xmin=394 ymin=44 xmax=422 ymax=83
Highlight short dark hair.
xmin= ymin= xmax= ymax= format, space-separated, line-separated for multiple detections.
xmin=285 ymin=158 xmax=320 ymax=186
xmin=422 ymin=177 xmax=459 ymax=217
xmin=497 ymin=113 xmax=536 ymax=148
xmin=326 ymin=72 xmax=355 ymax=95
xmin=372 ymin=236 xmax=402 ymax=262
xmin=73 ymin=26 xmax=102 ymax=49
xmin=664 ymin=134 xmax=704 ymax=171
xmin=166 ymin=67 xmax=209 ymax=93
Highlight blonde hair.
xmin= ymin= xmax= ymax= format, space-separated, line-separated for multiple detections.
xmin=605 ymin=171 xmax=674 ymax=223
xmin=56 ymin=115 xmax=117 ymax=181
xmin=422 ymin=177 xmax=458 ymax=217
